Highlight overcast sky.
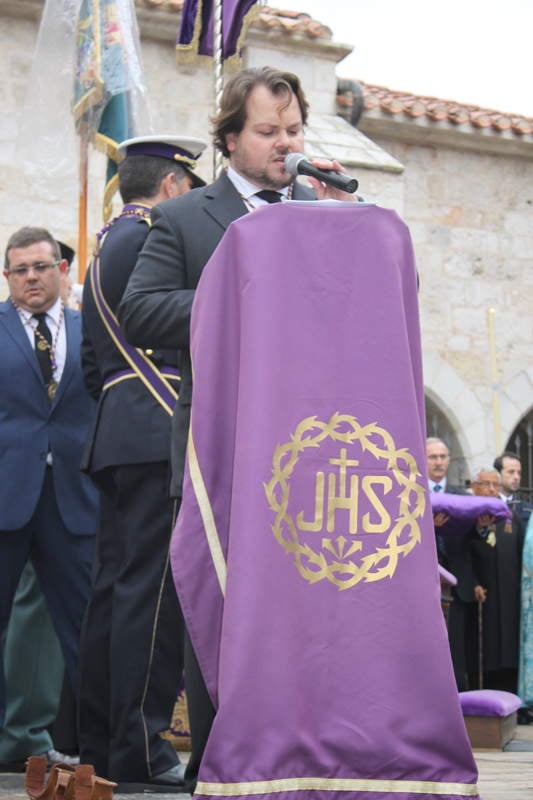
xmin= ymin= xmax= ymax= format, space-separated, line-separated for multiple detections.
xmin=267 ymin=0 xmax=533 ymax=117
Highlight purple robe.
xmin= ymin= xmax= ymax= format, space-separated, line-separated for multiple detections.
xmin=171 ymin=202 xmax=480 ymax=799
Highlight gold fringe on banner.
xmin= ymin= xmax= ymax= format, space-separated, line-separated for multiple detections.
xmin=176 ymin=1 xmax=260 ymax=69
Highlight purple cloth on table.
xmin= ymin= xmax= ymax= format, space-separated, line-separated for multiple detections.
xmin=459 ymin=690 xmax=521 ymax=717
xmin=171 ymin=203 xmax=479 ymax=799
xmin=431 ymin=492 xmax=511 ymax=536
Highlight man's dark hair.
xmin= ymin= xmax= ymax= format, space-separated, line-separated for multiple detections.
xmin=5 ymin=227 xmax=60 ymax=269
xmin=493 ymin=451 xmax=521 ymax=472
xmin=118 ymin=156 xmax=189 ymax=204
xmin=212 ymin=66 xmax=309 ymax=158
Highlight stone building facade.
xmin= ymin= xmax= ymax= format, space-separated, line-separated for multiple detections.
xmin=337 ymin=81 xmax=533 ymax=486
xmin=1 ymin=0 xmax=532 ymax=486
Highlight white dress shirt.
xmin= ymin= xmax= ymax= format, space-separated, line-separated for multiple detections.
xmin=226 ymin=166 xmax=290 ymax=210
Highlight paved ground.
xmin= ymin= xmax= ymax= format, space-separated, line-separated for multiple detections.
xmin=0 ymin=771 xmax=190 ymax=799
xmin=1 ymin=728 xmax=533 ymax=799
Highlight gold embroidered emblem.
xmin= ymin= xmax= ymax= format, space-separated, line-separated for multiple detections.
xmin=264 ymin=413 xmax=425 ymax=590
xmin=487 ymin=530 xmax=497 ymax=547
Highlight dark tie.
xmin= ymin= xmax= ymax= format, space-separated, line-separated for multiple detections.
xmin=33 ymin=312 xmax=53 ymax=386
xmin=255 ymin=190 xmax=282 ymax=204
xmin=433 ymin=484 xmax=442 ymax=493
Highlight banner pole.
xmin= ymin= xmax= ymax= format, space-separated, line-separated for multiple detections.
xmin=77 ymin=134 xmax=89 ymax=284
xmin=477 ymin=600 xmax=484 ymax=690
xmin=213 ymin=0 xmax=224 ymax=180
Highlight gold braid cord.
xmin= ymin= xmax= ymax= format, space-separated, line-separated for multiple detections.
xmin=264 ymin=413 xmax=425 ymax=590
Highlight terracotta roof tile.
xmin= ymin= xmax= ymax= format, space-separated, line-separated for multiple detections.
xmin=135 ymin=0 xmax=332 ymax=39
xmin=337 ymin=80 xmax=533 ymax=138
xmin=134 ymin=1 xmax=531 ymax=137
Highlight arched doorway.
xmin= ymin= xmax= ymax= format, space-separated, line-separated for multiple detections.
xmin=505 ymin=407 xmax=533 ymax=502
xmin=425 ymin=395 xmax=468 ymax=487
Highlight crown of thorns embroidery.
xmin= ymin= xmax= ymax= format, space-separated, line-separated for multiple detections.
xmin=264 ymin=413 xmax=425 ymax=590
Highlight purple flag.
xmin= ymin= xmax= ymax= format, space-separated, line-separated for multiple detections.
xmin=177 ymin=0 xmax=258 ymax=60
xmin=171 ymin=202 xmax=480 ymax=799
xmin=431 ymin=492 xmax=512 ymax=536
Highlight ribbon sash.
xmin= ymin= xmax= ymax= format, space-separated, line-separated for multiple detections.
xmin=89 ymin=252 xmax=179 ymax=416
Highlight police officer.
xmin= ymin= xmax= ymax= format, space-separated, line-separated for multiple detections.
xmin=78 ymin=135 xmax=206 ymax=792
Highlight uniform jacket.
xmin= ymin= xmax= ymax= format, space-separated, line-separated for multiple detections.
xmin=0 ymin=300 xmax=99 ymax=533
xmin=81 ymin=213 xmax=179 ymax=473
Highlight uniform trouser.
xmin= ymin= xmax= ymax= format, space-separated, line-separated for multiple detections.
xmin=0 ymin=564 xmax=63 ymax=762
xmin=0 ymin=470 xmax=94 ymax=729
xmin=78 ymin=462 xmax=184 ymax=782
xmin=183 ymin=632 xmax=216 ymax=794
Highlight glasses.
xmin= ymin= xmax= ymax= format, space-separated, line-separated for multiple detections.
xmin=473 ymin=481 xmax=501 ymax=489
xmin=427 ymin=454 xmax=449 ymax=461
xmin=7 ymin=261 xmax=60 ymax=277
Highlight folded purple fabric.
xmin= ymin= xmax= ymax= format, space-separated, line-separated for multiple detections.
xmin=459 ymin=690 xmax=521 ymax=717
xmin=431 ymin=492 xmax=511 ymax=536
xmin=438 ymin=564 xmax=458 ymax=586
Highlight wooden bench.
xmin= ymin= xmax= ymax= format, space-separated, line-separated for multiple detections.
xmin=459 ymin=689 xmax=521 ymax=750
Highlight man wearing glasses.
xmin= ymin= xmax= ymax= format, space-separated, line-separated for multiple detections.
xmin=0 ymin=227 xmax=98 ymax=766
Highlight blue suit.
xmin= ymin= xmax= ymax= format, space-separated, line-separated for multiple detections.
xmin=0 ymin=300 xmax=98 ymax=722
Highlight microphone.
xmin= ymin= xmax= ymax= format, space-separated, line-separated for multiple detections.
xmin=284 ymin=153 xmax=359 ymax=194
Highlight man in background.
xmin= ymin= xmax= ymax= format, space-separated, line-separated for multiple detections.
xmin=494 ymin=451 xmax=532 ymax=528
xmin=0 ymin=227 xmax=98 ymax=765
xmin=470 ymin=467 xmax=525 ymax=691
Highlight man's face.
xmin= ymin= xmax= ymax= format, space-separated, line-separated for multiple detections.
xmin=226 ymin=84 xmax=305 ymax=190
xmin=472 ymin=470 xmax=502 ymax=498
xmin=499 ymin=457 xmax=521 ymax=495
xmin=4 ymin=241 xmax=67 ymax=313
xmin=426 ymin=441 xmax=450 ymax=483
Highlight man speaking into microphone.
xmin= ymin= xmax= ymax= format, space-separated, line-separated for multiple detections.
xmin=119 ymin=65 xmax=356 ymax=792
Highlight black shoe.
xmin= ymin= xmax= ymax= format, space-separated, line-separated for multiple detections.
xmin=0 ymin=749 xmax=78 ymax=774
xmin=115 ymin=762 xmax=186 ymax=793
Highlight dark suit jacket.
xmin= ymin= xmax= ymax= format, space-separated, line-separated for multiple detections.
xmin=507 ymin=497 xmax=532 ymax=529
xmin=81 ymin=213 xmax=179 ymax=473
xmin=470 ymin=512 xmax=525 ymax=670
xmin=0 ymin=301 xmax=99 ymax=533
xmin=119 ymin=172 xmax=315 ymax=495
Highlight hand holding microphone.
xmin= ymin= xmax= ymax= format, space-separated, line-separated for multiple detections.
xmin=284 ymin=153 xmax=358 ymax=196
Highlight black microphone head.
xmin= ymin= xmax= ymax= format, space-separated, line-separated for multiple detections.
xmin=284 ymin=152 xmax=306 ymax=176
